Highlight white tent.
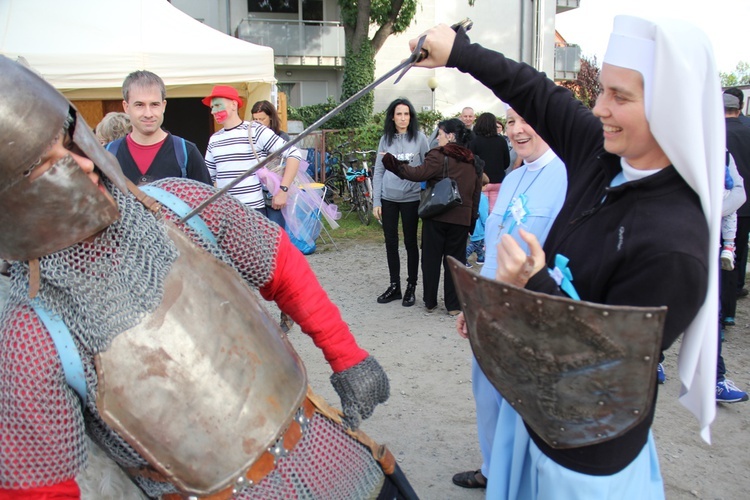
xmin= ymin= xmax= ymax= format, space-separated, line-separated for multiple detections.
xmin=0 ymin=0 xmax=275 ymax=104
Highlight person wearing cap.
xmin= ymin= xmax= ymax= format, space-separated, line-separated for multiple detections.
xmin=724 ymin=87 xmax=750 ymax=128
xmin=722 ymin=91 xmax=750 ymax=308
xmin=203 ymin=85 xmax=302 ymax=221
xmin=412 ymin=16 xmax=722 ymax=498
xmin=115 ymin=70 xmax=211 ymax=185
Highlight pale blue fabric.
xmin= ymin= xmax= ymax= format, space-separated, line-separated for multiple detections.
xmin=487 ymin=400 xmax=665 ymax=500
xmin=472 ymin=151 xmax=567 ymax=476
xmin=30 ymin=299 xmax=88 ymax=403
xmin=469 ymin=192 xmax=489 ymax=242
xmin=139 ymin=185 xmax=217 ymax=245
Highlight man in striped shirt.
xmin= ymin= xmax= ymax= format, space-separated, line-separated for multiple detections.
xmin=203 ymin=86 xmax=302 ymax=215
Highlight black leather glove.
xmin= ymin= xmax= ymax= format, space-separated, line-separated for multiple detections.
xmin=382 ymin=152 xmax=408 ymax=174
xmin=330 ymin=356 xmax=390 ymax=430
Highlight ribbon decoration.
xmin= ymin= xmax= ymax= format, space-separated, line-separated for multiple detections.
xmin=548 ymin=254 xmax=581 ymax=301
xmin=503 ymin=194 xmax=529 ymax=234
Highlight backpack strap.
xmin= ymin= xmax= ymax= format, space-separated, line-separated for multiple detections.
xmin=105 ymin=137 xmax=124 ymax=156
xmin=139 ymin=185 xmax=217 ymax=245
xmin=172 ymin=136 xmax=188 ymax=178
xmin=30 ymin=299 xmax=88 ymax=404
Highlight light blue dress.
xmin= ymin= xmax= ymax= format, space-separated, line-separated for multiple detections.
xmin=473 ymin=148 xmax=567 ymax=479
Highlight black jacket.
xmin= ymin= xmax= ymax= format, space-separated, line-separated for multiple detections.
xmin=469 ymin=134 xmax=509 ymax=183
xmin=726 ymin=117 xmax=750 ymax=217
xmin=448 ymin=31 xmax=709 ymax=475
xmin=115 ymin=133 xmax=212 ymax=186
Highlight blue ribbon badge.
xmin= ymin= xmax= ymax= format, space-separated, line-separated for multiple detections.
xmin=503 ymin=193 xmax=529 ymax=233
xmin=548 ymin=254 xmax=581 ymax=301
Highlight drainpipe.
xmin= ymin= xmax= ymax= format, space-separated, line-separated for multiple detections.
xmin=225 ymin=0 xmax=232 ymax=35
xmin=519 ymin=0 xmax=526 ymax=62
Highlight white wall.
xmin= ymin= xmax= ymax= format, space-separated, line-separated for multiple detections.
xmin=371 ymin=0 xmax=558 ymax=118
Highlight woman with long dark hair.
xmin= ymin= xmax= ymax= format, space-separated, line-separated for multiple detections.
xmin=372 ymin=97 xmax=429 ymax=307
xmin=470 ymin=112 xmax=510 ymax=211
xmin=382 ymin=118 xmax=483 ymax=314
xmin=251 ymin=100 xmax=290 ymax=140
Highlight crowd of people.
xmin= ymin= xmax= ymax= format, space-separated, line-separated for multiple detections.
xmin=0 ymin=12 xmax=748 ymax=500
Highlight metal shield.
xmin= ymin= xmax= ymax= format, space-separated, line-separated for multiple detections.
xmin=96 ymin=225 xmax=307 ymax=495
xmin=448 ymin=257 xmax=666 ymax=449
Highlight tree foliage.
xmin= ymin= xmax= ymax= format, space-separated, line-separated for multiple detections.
xmin=720 ymin=61 xmax=750 ymax=87
xmin=335 ymin=0 xmax=419 ymax=127
xmin=559 ymin=55 xmax=601 ymax=109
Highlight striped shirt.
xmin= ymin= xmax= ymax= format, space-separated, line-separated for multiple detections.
xmin=205 ymin=121 xmax=302 ymax=208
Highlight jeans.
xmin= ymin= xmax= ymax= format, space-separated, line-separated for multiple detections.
xmin=466 ymin=239 xmax=485 ymax=262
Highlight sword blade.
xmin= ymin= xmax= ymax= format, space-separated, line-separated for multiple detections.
xmin=180 ymin=55 xmax=418 ymax=223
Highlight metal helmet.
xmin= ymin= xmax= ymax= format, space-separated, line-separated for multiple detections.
xmin=0 ymin=56 xmax=131 ymax=261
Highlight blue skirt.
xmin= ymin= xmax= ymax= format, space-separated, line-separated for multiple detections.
xmin=486 ymin=396 xmax=665 ymax=499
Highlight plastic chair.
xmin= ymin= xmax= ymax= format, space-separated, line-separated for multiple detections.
xmin=302 ymin=182 xmax=339 ymax=251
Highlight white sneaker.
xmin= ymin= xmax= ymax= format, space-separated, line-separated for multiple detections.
xmin=721 ymin=247 xmax=735 ymax=271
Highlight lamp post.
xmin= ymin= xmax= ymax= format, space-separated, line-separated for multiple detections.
xmin=427 ymin=77 xmax=438 ymax=111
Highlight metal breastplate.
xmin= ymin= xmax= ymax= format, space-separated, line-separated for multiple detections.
xmin=95 ymin=224 xmax=307 ymax=496
xmin=448 ymin=257 xmax=666 ymax=449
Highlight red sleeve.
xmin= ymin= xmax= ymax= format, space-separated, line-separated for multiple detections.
xmin=0 ymin=479 xmax=80 ymax=499
xmin=260 ymin=231 xmax=368 ymax=373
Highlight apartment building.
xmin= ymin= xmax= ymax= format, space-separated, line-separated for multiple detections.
xmin=172 ymin=0 xmax=581 ymax=116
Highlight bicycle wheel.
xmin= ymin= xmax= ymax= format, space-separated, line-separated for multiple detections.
xmin=355 ymin=182 xmax=372 ymax=225
xmin=324 ymin=175 xmax=346 ymax=204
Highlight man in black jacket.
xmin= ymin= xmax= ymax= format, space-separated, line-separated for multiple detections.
xmin=725 ymin=92 xmax=750 ymax=303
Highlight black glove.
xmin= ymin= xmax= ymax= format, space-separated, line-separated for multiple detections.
xmin=330 ymin=356 xmax=390 ymax=430
xmin=382 ymin=152 xmax=408 ymax=174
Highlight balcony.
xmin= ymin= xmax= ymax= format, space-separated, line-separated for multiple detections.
xmin=556 ymin=0 xmax=580 ymax=14
xmin=554 ymin=45 xmax=582 ymax=81
xmin=236 ymin=19 xmax=345 ymax=68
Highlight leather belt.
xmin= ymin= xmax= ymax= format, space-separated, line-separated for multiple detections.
xmin=130 ymin=398 xmax=316 ymax=500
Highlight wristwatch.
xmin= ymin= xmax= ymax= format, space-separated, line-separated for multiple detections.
xmin=279 ymin=185 xmax=289 ymax=192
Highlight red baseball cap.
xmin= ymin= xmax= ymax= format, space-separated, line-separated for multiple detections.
xmin=202 ymin=85 xmax=243 ymax=107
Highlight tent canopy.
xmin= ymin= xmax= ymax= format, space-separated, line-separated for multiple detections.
xmin=0 ymin=0 xmax=275 ymax=101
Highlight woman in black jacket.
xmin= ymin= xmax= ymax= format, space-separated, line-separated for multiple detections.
xmin=469 ymin=112 xmax=510 ymax=211
xmin=383 ymin=118 xmax=483 ymax=315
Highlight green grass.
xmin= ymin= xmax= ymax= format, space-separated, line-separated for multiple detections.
xmin=319 ymin=202 xmax=384 ymax=247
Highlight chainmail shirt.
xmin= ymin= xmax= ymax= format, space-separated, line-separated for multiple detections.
xmin=0 ymin=178 xmax=282 ymax=492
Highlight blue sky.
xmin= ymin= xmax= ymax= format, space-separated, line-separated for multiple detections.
xmin=555 ymin=0 xmax=750 ymax=73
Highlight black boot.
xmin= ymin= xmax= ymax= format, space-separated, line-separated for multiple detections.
xmin=377 ymin=283 xmax=402 ymax=304
xmin=402 ymin=283 xmax=416 ymax=307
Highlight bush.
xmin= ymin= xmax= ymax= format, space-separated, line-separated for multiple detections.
xmin=288 ymin=102 xmax=448 ymax=158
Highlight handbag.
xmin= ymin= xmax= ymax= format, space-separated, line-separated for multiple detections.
xmin=418 ymin=155 xmax=462 ymax=218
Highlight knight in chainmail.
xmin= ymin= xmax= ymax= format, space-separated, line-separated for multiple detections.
xmin=0 ymin=56 xmax=406 ymax=500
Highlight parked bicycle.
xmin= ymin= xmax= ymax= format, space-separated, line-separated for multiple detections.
xmin=324 ymin=145 xmax=375 ymax=225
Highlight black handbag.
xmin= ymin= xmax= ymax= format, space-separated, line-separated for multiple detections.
xmin=418 ymin=155 xmax=462 ymax=218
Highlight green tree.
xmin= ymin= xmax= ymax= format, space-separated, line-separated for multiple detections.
xmin=720 ymin=61 xmax=750 ymax=87
xmin=559 ymin=55 xmax=601 ymax=109
xmin=336 ymin=0 xmax=419 ymax=127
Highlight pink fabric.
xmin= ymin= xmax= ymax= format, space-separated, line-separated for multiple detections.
xmin=486 ymin=183 xmax=501 ymax=212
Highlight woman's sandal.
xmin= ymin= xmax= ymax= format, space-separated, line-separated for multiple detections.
xmin=452 ymin=469 xmax=487 ymax=489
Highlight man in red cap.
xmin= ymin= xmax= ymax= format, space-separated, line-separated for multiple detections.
xmin=203 ymin=85 xmax=302 ymax=218
xmin=111 ymin=70 xmax=211 ymax=185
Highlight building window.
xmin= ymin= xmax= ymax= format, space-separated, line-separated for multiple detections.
xmin=248 ymin=0 xmax=299 ymax=14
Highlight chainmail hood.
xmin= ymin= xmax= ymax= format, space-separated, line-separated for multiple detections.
xmin=7 ymin=180 xmax=178 ymax=353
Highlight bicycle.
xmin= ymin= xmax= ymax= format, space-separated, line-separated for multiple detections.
xmin=324 ymin=146 xmax=376 ymax=225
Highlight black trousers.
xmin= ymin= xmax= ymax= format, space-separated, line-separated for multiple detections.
xmin=421 ymin=218 xmax=469 ymax=311
xmin=381 ymin=199 xmax=420 ymax=286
